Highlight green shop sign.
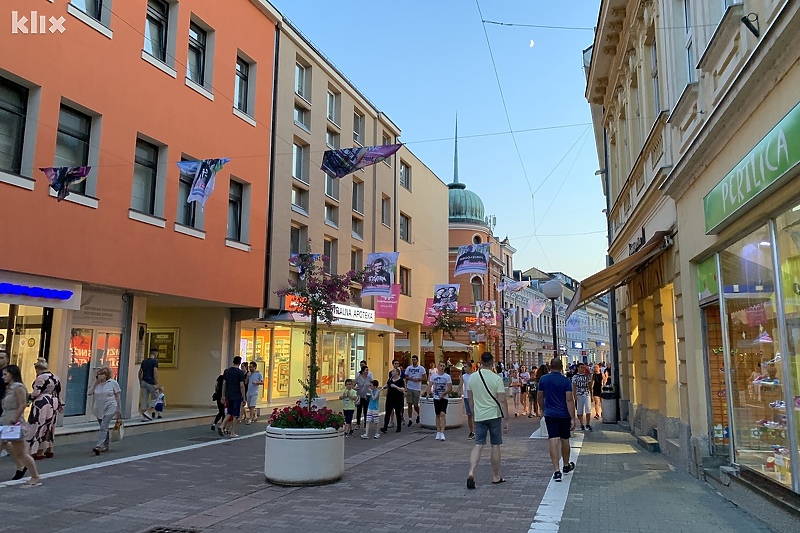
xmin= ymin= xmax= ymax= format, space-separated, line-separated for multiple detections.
xmin=704 ymin=100 xmax=800 ymax=234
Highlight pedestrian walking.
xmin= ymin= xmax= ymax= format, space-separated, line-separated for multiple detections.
xmin=426 ymin=361 xmax=452 ymax=441
xmin=571 ymin=362 xmax=593 ymax=431
xmin=27 ymin=358 xmax=62 ymax=459
xmin=466 ymin=352 xmax=508 ymax=489
xmin=218 ymin=356 xmax=246 ymax=438
xmin=509 ymin=369 xmax=521 ymax=416
xmin=2 ymin=365 xmax=41 ymax=487
xmin=460 ymin=363 xmax=475 ymax=439
xmin=381 ymin=368 xmax=405 ymax=434
xmin=0 ymin=350 xmax=10 ymax=461
xmin=138 ymin=349 xmax=159 ymax=421
xmin=355 ymin=366 xmax=371 ymax=428
xmin=339 ymin=378 xmax=357 ymax=435
xmin=246 ymin=361 xmax=264 ymax=424
xmin=519 ymin=366 xmax=531 ymax=416
xmin=592 ymin=364 xmax=605 ymax=421
xmin=360 ymin=380 xmax=381 ymax=439
xmin=404 ymin=355 xmax=426 ymax=427
xmin=239 ymin=361 xmax=251 ymax=424
xmin=211 ymin=373 xmax=225 ymax=432
xmin=537 ymin=358 xmax=578 ymax=482
xmin=386 ymin=359 xmax=404 ymax=428
xmin=529 ymin=365 xmax=548 ymax=418
xmin=87 ymin=366 xmax=121 ymax=456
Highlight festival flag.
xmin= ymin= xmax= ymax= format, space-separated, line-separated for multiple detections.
xmin=321 ymin=144 xmax=402 ymax=178
xmin=376 ymin=284 xmax=401 ymax=319
xmin=566 ymin=315 xmax=582 ymax=334
xmin=454 ymin=243 xmax=490 ymax=276
xmin=526 ymin=298 xmax=547 ymax=318
xmin=432 ymin=284 xmax=459 ymax=311
xmin=289 ymin=253 xmax=322 ymax=280
xmin=363 ymin=252 xmax=399 ymax=297
xmin=498 ymin=280 xmax=530 ymax=292
xmin=422 ymin=298 xmax=438 ymax=326
xmin=40 ymin=166 xmax=91 ymax=201
xmin=476 ymin=300 xmax=497 ymax=326
xmin=176 ymin=158 xmax=230 ymax=208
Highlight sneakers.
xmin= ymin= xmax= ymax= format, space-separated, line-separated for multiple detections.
xmin=553 ymin=471 xmax=562 ymax=482
xmin=416 ymin=415 xmax=420 ymax=424
xmin=210 ymin=424 xmax=216 ymax=432
xmin=407 ymin=420 xmax=413 ymax=428
xmin=580 ymin=425 xmax=585 ymax=431
xmin=142 ymin=413 xmax=152 ymax=421
xmin=586 ymin=425 xmax=594 ymax=431
xmin=435 ymin=432 xmax=442 ymax=440
xmin=563 ymin=461 xmax=575 ymax=474
xmin=217 ymin=425 xmax=224 ymax=437
xmin=388 ymin=422 xmax=394 ymax=428
xmin=360 ymin=434 xmax=369 ymax=439
xmin=374 ymin=433 xmax=381 ymax=439
xmin=468 ymin=432 xmax=475 ymax=440
xmin=380 ymin=428 xmax=388 ymax=434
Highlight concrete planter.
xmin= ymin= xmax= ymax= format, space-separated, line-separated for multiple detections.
xmin=419 ymin=397 xmax=465 ymax=429
xmin=264 ymin=426 xmax=344 ymax=486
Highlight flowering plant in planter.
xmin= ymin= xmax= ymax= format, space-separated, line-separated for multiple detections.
xmin=268 ymin=402 xmax=345 ymax=430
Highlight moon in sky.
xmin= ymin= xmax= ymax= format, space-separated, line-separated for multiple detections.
xmin=530 ymin=39 xmax=535 ymax=47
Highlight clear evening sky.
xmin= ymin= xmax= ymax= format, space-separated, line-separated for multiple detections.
xmin=270 ymin=0 xmax=606 ymax=281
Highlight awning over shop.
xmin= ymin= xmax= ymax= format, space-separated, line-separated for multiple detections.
xmin=566 ymin=231 xmax=674 ymax=318
xmin=260 ymin=311 xmax=402 ymax=334
xmin=393 ymin=339 xmax=474 ymax=353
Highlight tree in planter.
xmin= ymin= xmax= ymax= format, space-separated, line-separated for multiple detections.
xmin=513 ymin=331 xmax=527 ymax=366
xmin=426 ymin=306 xmax=467 ymax=365
xmin=276 ymin=251 xmax=365 ymax=404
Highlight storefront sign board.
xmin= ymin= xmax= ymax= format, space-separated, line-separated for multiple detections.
xmin=0 ymin=270 xmax=82 ymax=310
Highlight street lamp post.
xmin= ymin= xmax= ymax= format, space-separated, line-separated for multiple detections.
xmin=542 ymin=280 xmax=563 ymax=361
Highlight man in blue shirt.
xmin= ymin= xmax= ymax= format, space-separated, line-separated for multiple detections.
xmin=537 ymin=358 xmax=578 ymax=482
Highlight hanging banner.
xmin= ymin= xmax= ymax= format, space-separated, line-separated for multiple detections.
xmin=498 ymin=280 xmax=530 ymax=292
xmin=40 ymin=166 xmax=92 ymax=201
xmin=289 ymin=254 xmax=322 ymax=281
xmin=422 ymin=298 xmax=438 ymax=326
xmin=362 ymin=252 xmax=398 ymax=297
xmin=376 ymin=284 xmax=401 ymax=319
xmin=432 ymin=284 xmax=459 ymax=311
xmin=526 ymin=298 xmax=547 ymax=318
xmin=566 ymin=315 xmax=582 ymax=334
xmin=321 ymin=144 xmax=402 ymax=178
xmin=454 ymin=243 xmax=490 ymax=276
xmin=176 ymin=158 xmax=230 ymax=208
xmin=476 ymin=300 xmax=497 ymax=326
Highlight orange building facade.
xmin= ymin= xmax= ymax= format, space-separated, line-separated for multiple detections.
xmin=0 ymin=0 xmax=279 ymax=420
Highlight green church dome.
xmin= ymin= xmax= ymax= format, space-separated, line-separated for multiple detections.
xmin=448 ymin=182 xmax=486 ymax=225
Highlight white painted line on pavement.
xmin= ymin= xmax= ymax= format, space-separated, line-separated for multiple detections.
xmin=0 ymin=432 xmax=264 ymax=488
xmin=528 ymin=433 xmax=584 ymax=532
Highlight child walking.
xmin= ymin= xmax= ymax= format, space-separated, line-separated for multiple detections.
xmin=360 ymin=380 xmax=381 ymax=439
xmin=509 ymin=369 xmax=521 ymax=416
xmin=340 ymin=379 xmax=358 ymax=435
xmin=150 ymin=385 xmax=165 ymax=419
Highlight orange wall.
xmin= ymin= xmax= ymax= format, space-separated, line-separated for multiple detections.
xmin=0 ymin=1 xmax=277 ymax=307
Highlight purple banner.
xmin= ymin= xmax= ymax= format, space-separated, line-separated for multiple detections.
xmin=40 ymin=166 xmax=91 ymax=201
xmin=376 ymin=284 xmax=401 ymax=319
xmin=321 ymin=144 xmax=402 ymax=178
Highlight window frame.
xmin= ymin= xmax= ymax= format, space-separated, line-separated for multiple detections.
xmin=291 ymin=185 xmax=309 ymax=212
xmin=381 ymin=195 xmax=391 ymax=227
xmin=352 ymin=178 xmax=364 ymax=214
xmin=323 ymin=237 xmax=337 ymax=275
xmin=399 ymin=266 xmax=411 ymax=296
xmin=683 ymin=0 xmax=697 ymax=83
xmin=187 ymin=21 xmax=207 ymax=86
xmin=177 ymin=155 xmax=201 ymax=229
xmin=326 ymin=90 xmax=340 ymax=125
xmin=234 ymin=56 xmax=250 ymax=114
xmin=292 ymin=142 xmax=308 ymax=183
xmin=324 ymin=202 xmax=339 ymax=228
xmin=293 ymin=104 xmax=310 ymax=130
xmin=55 ymin=105 xmax=92 ymax=195
xmin=326 ymin=128 xmax=340 ymax=149
xmin=324 ymin=172 xmax=339 ymax=200
xmin=399 ymin=161 xmax=411 ymax=190
xmin=227 ymin=179 xmax=244 ymax=242
xmin=144 ymin=0 xmax=169 ymax=62
xmin=0 ymin=77 xmax=29 ymax=175
xmin=290 ymin=225 xmax=308 ymax=255
xmin=295 ymin=62 xmax=309 ymax=100
xmin=351 ymin=216 xmax=364 ymax=240
xmin=399 ymin=213 xmax=411 ymax=243
xmin=131 ymin=138 xmax=159 ymax=215
xmin=353 ymin=110 xmax=364 ymax=145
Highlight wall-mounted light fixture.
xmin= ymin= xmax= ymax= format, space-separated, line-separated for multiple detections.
xmin=741 ymin=13 xmax=759 ymax=38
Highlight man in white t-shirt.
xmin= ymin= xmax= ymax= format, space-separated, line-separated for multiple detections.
xmin=571 ymin=362 xmax=593 ymax=431
xmin=460 ymin=363 xmax=475 ymax=439
xmin=404 ymin=355 xmax=426 ymax=427
xmin=426 ymin=361 xmax=452 ymax=441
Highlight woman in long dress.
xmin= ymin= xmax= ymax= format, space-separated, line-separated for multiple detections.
xmin=2 ymin=365 xmax=41 ymax=486
xmin=27 ymin=358 xmax=62 ymax=459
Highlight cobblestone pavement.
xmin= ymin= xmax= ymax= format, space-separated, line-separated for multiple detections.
xmin=0 ymin=416 xmax=779 ymax=532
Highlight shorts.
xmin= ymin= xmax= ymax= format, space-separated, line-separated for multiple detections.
xmin=544 ymin=416 xmax=572 ymax=440
xmin=366 ymin=410 xmax=380 ymax=424
xmin=433 ymin=398 xmax=448 ymax=415
xmin=343 ymin=409 xmax=354 ymax=424
xmin=474 ymin=417 xmax=503 ymax=446
xmin=246 ymin=394 xmax=258 ymax=407
xmin=521 ymin=384 xmax=529 ymax=394
xmin=576 ymin=395 xmax=591 ymax=415
xmin=154 ymin=402 xmax=164 ymax=413
xmin=406 ymin=389 xmax=421 ymax=406
xmin=528 ymin=387 xmax=537 ymax=401
xmin=225 ymin=399 xmax=242 ymax=418
xmin=463 ymin=397 xmax=472 ymax=417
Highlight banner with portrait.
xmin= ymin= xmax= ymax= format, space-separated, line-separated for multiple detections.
xmin=476 ymin=300 xmax=497 ymax=325
xmin=362 ymin=252 xmax=399 ymax=297
xmin=454 ymin=243 xmax=490 ymax=276
xmin=432 ymin=284 xmax=459 ymax=311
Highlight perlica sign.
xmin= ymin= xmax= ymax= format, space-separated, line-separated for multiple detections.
xmin=11 ymin=0 xmax=66 ymax=35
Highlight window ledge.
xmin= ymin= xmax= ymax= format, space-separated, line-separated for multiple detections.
xmin=327 ymin=118 xmax=341 ymax=130
xmin=324 ymin=193 xmax=339 ymax=203
xmin=324 ymin=221 xmax=338 ymax=229
xmin=67 ymin=4 xmax=112 ymax=39
xmin=292 ymin=176 xmax=310 ymax=186
xmin=353 ymin=140 xmax=363 ymax=147
xmin=353 ymin=209 xmax=364 ymax=216
xmin=186 ymin=78 xmax=214 ymax=101
xmin=295 ymin=93 xmax=311 ymax=106
xmin=294 ymin=121 xmax=311 ymax=133
xmin=232 ymin=107 xmax=256 ymax=127
xmin=225 ymin=239 xmax=251 ymax=252
xmin=128 ymin=209 xmax=166 ymax=228
xmin=352 ymin=233 xmax=364 ymax=242
xmin=381 ymin=222 xmax=391 ymax=229
xmin=174 ymin=222 xmax=205 ymax=239
xmin=49 ymin=188 xmax=98 ymax=208
xmin=291 ymin=205 xmax=309 ymax=217
xmin=0 ymin=171 xmax=35 ymax=191
xmin=141 ymin=50 xmax=177 ymax=78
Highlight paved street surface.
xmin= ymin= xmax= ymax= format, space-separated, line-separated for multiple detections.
xmin=0 ymin=414 xmax=776 ymax=532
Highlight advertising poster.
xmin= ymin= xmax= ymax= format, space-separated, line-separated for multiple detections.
xmin=476 ymin=300 xmax=497 ymax=325
xmin=454 ymin=243 xmax=490 ymax=276
xmin=432 ymin=284 xmax=459 ymax=311
xmin=376 ymin=284 xmax=401 ymax=319
xmin=362 ymin=252 xmax=399 ymax=297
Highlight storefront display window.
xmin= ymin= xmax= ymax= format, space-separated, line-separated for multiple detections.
xmin=241 ymin=327 xmax=274 ymax=402
xmin=66 ymin=328 xmax=93 ymax=417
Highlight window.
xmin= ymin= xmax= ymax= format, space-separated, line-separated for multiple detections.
xmin=291 ymin=185 xmax=308 ymax=211
xmin=295 ymin=62 xmax=309 ymax=99
xmin=683 ymin=0 xmax=696 ymax=83
xmin=131 ymin=139 xmax=159 ymax=214
xmin=55 ymin=105 xmax=92 ymax=195
xmin=399 ymin=267 xmax=410 ymax=296
xmin=350 ymin=248 xmax=363 ymax=272
xmin=0 ymin=77 xmax=28 ymax=175
xmin=290 ymin=225 xmax=307 ymax=255
xmin=326 ymin=90 xmax=340 ymax=125
xmin=292 ymin=143 xmax=308 ymax=183
xmin=326 ymin=129 xmax=340 ymax=149
xmin=325 ymin=172 xmax=339 ymax=200
xmin=472 ymin=234 xmax=482 ymax=244
xmin=650 ymin=41 xmax=660 ymax=116
xmin=72 ymin=0 xmax=103 ymax=21
xmin=234 ymin=57 xmax=250 ymax=114
xmin=177 ymin=161 xmax=198 ymax=228
xmin=400 ymin=161 xmax=411 ymax=190
xmin=353 ymin=110 xmax=364 ymax=144
xmin=381 ymin=196 xmax=391 ymax=227
xmin=471 ymin=276 xmax=483 ymax=303
xmin=399 ymin=213 xmax=411 ymax=242
xmin=144 ymin=0 xmax=169 ymax=62
xmin=187 ymin=22 xmax=207 ymax=85
xmin=352 ymin=179 xmax=364 ymax=213
xmin=382 ymin=133 xmax=392 ymax=166
xmin=351 ymin=216 xmax=363 ymax=239
xmin=323 ymin=238 xmax=337 ymax=274
xmin=227 ymin=180 xmax=243 ymax=241
xmin=294 ymin=105 xmax=310 ymax=130
xmin=324 ymin=202 xmax=338 ymax=227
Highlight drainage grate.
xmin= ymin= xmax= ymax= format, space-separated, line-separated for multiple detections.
xmin=144 ymin=528 xmax=200 ymax=533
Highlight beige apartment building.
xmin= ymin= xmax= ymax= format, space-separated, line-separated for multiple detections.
xmin=583 ymin=0 xmax=800 ymax=519
xmin=237 ymin=18 xmax=449 ymax=401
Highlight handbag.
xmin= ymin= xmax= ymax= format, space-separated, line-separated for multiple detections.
xmin=110 ymin=418 xmax=124 ymax=442
xmin=0 ymin=424 xmax=23 ymax=441
xmin=477 ymin=370 xmax=505 ymax=418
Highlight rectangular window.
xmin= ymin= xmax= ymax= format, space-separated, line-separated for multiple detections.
xmin=352 ymin=179 xmax=364 ymax=213
xmin=227 ymin=180 xmax=243 ymax=241
xmin=325 ymin=172 xmax=339 ymax=200
xmin=177 ymin=163 xmax=197 ymax=228
xmin=144 ymin=0 xmax=169 ymax=62
xmin=324 ymin=202 xmax=338 ymax=227
xmin=234 ymin=57 xmax=250 ymax=114
xmin=291 ymin=185 xmax=308 ymax=211
xmin=323 ymin=238 xmax=337 ymax=275
xmin=381 ymin=196 xmax=391 ymax=227
xmin=292 ymin=143 xmax=307 ymax=183
xmin=295 ymin=62 xmax=309 ymax=99
xmin=684 ymin=0 xmax=696 ymax=83
xmin=290 ymin=225 xmax=307 ymax=255
xmin=399 ymin=267 xmax=410 ymax=296
xmin=294 ymin=105 xmax=310 ymax=130
xmin=400 ymin=161 xmax=411 ymax=190
xmin=187 ymin=22 xmax=207 ymax=85
xmin=651 ymin=42 xmax=660 ymax=116
xmin=350 ymin=248 xmax=363 ymax=272
xmin=353 ymin=110 xmax=364 ymax=144
xmin=55 ymin=105 xmax=92 ymax=195
xmin=131 ymin=138 xmax=159 ymax=214
xmin=326 ymin=129 xmax=340 ymax=149
xmin=399 ymin=213 xmax=411 ymax=243
xmin=351 ymin=216 xmax=363 ymax=239
xmin=326 ymin=90 xmax=340 ymax=124
xmin=72 ymin=0 xmax=103 ymax=21
xmin=382 ymin=133 xmax=392 ymax=166
xmin=0 ymin=77 xmax=28 ymax=175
